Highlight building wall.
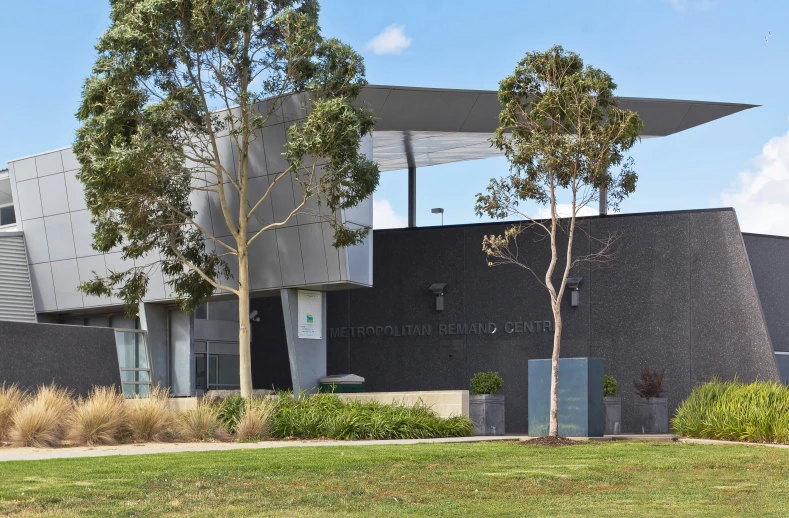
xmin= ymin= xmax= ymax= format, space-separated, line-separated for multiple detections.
xmin=0 ymin=320 xmax=121 ymax=396
xmin=5 ymin=95 xmax=373 ymax=315
xmin=324 ymin=209 xmax=780 ymax=433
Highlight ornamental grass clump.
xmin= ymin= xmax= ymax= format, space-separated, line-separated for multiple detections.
xmin=672 ymin=378 xmax=789 ymax=444
xmin=236 ymin=398 xmax=276 ymax=442
xmin=178 ymin=400 xmax=228 ymax=442
xmin=271 ymin=393 xmax=473 ymax=440
xmin=128 ymin=385 xmax=174 ymax=442
xmin=68 ymin=386 xmax=128 ymax=446
xmin=0 ymin=383 xmax=27 ymax=442
xmin=10 ymin=384 xmax=73 ymax=447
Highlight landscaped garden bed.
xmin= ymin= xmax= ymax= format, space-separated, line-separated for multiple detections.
xmin=0 ymin=383 xmax=473 ymax=448
xmin=672 ymin=378 xmax=789 ymax=444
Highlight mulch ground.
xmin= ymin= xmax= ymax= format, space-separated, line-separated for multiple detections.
xmin=520 ymin=436 xmax=582 ymax=447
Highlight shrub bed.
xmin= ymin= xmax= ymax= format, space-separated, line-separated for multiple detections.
xmin=672 ymin=378 xmax=789 ymax=443
xmin=271 ymin=393 xmax=474 ymax=440
xmin=0 ymin=386 xmax=473 ymax=447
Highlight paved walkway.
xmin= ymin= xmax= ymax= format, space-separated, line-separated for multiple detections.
xmin=11 ymin=434 xmax=772 ymax=463
xmin=0 ymin=436 xmax=525 ymax=462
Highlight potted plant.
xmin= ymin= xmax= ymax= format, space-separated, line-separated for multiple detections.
xmin=469 ymin=372 xmax=505 ymax=436
xmin=603 ymin=375 xmax=621 ymax=435
xmin=633 ymin=367 xmax=668 ymax=434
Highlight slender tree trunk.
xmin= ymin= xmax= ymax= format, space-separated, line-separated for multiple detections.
xmin=238 ymin=248 xmax=252 ymax=398
xmin=549 ymin=303 xmax=562 ymax=437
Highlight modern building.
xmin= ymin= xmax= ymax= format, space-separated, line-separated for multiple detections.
xmin=1 ymin=85 xmax=787 ymax=433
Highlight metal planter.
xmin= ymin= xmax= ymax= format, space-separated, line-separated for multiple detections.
xmin=469 ymin=394 xmax=505 ymax=436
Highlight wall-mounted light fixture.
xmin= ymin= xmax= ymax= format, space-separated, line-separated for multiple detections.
xmin=565 ymin=277 xmax=583 ymax=307
xmin=428 ymin=283 xmax=446 ymax=311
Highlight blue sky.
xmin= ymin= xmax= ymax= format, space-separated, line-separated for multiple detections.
xmin=2 ymin=0 xmax=788 ymax=233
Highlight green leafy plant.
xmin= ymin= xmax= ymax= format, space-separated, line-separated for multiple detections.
xmin=470 ymin=372 xmax=504 ymax=395
xmin=633 ymin=367 xmax=665 ymax=399
xmin=672 ymin=378 xmax=789 ymax=443
xmin=603 ymin=375 xmax=618 ymax=397
xmin=270 ymin=393 xmax=473 ymax=440
xmin=215 ymin=396 xmax=246 ymax=435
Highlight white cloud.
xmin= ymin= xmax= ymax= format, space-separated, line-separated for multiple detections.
xmin=721 ymin=128 xmax=789 ymax=236
xmin=537 ymin=204 xmax=603 ymax=220
xmin=366 ymin=25 xmax=412 ymax=55
xmin=373 ymin=197 xmax=407 ymax=229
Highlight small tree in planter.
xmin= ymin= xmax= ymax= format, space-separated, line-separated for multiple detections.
xmin=633 ymin=367 xmax=668 ymax=434
xmin=603 ymin=375 xmax=621 ymax=435
xmin=469 ymin=372 xmax=505 ymax=436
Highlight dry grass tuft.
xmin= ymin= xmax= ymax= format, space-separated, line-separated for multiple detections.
xmin=0 ymin=383 xmax=28 ymax=442
xmin=177 ymin=400 xmax=228 ymax=442
xmin=68 ymin=386 xmax=128 ymax=446
xmin=128 ymin=385 xmax=174 ymax=442
xmin=236 ymin=398 xmax=276 ymax=441
xmin=10 ymin=384 xmax=73 ymax=447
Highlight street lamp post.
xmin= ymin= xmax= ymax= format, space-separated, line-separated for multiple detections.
xmin=431 ymin=207 xmax=444 ymax=226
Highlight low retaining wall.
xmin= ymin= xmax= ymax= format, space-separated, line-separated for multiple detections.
xmin=336 ymin=390 xmax=469 ymax=418
xmin=125 ymin=390 xmax=470 ymax=418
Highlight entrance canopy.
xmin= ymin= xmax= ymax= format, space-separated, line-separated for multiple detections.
xmin=359 ymin=85 xmax=757 ymax=172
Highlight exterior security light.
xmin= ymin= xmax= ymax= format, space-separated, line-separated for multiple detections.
xmin=431 ymin=208 xmax=444 ymax=226
xmin=565 ymin=277 xmax=583 ymax=307
xmin=249 ymin=309 xmax=260 ymax=322
xmin=429 ymin=283 xmax=446 ymax=311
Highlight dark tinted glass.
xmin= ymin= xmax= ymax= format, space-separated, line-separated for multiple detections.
xmin=0 ymin=206 xmax=15 ymax=226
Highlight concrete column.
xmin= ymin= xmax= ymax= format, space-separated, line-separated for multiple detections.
xmin=139 ymin=302 xmax=170 ymax=388
xmin=280 ymin=288 xmax=327 ymax=394
xmin=168 ymin=309 xmax=194 ymax=396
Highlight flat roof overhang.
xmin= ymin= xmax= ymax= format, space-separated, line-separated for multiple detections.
xmin=359 ymin=85 xmax=758 ymax=171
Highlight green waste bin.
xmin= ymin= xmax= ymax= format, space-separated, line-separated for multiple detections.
xmin=319 ymin=374 xmax=365 ymax=393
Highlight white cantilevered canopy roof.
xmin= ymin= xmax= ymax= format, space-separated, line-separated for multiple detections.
xmin=357 ymin=85 xmax=757 ymax=172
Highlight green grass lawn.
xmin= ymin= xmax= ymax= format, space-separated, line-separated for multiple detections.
xmin=1 ymin=441 xmax=789 ymax=517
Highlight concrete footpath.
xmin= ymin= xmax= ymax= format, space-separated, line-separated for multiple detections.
xmin=10 ymin=434 xmax=780 ymax=463
xmin=0 ymin=436 xmax=525 ymax=462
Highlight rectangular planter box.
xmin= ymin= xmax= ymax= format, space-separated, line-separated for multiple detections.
xmin=633 ymin=397 xmax=669 ymax=434
xmin=604 ymin=396 xmax=622 ymax=435
xmin=528 ymin=358 xmax=604 ymax=437
xmin=469 ymin=394 xmax=505 ymax=435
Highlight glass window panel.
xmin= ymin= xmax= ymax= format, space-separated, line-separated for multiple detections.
xmin=195 ymin=303 xmax=207 ymax=320
xmin=0 ymin=206 xmax=16 ymax=226
xmin=115 ymin=331 xmax=149 ymax=370
xmin=216 ymin=354 xmax=240 ymax=387
xmin=122 ymin=383 xmax=151 ymax=397
xmin=121 ymin=370 xmax=151 ymax=383
xmin=195 ymin=354 xmax=207 ymax=391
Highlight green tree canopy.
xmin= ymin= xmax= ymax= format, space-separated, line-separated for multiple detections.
xmin=475 ymin=46 xmax=643 ymax=436
xmin=74 ymin=0 xmax=380 ymax=397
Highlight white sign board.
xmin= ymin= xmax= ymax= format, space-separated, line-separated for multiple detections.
xmin=297 ymin=290 xmax=323 ymax=340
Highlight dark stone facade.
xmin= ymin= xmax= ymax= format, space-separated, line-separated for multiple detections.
xmin=319 ymin=208 xmax=780 ymax=433
xmin=0 ymin=321 xmax=121 ymax=396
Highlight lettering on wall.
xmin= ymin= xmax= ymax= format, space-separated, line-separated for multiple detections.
xmin=329 ymin=320 xmax=553 ymax=339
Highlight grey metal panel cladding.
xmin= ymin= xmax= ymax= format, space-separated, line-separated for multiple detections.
xmin=16 ymin=179 xmax=43 ymax=220
xmin=0 ymin=234 xmax=37 ymax=322
xmin=35 ymin=151 xmax=64 ymax=177
xmin=0 ymin=321 xmax=121 ymax=397
xmin=743 ymin=233 xmax=789 ymax=352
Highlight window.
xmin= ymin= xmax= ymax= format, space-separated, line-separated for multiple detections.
xmin=194 ymin=340 xmax=240 ymax=391
xmin=114 ymin=329 xmax=153 ymax=397
xmin=0 ymin=205 xmax=15 ymax=227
